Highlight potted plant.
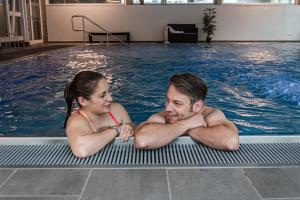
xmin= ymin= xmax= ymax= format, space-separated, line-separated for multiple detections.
xmin=139 ymin=0 xmax=144 ymax=4
xmin=202 ymin=8 xmax=216 ymax=43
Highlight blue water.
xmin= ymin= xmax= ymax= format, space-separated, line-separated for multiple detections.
xmin=0 ymin=43 xmax=300 ymax=136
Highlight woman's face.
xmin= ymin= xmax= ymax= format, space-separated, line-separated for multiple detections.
xmin=86 ymin=78 xmax=113 ymax=114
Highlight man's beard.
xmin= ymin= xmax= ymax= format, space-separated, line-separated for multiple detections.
xmin=166 ymin=115 xmax=179 ymax=124
xmin=166 ymin=110 xmax=194 ymax=124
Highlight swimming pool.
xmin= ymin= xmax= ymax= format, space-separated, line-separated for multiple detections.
xmin=0 ymin=43 xmax=299 ymax=137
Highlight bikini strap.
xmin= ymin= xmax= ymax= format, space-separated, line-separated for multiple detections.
xmin=108 ymin=111 xmax=120 ymax=125
xmin=77 ymin=110 xmax=96 ymax=133
xmin=76 ymin=110 xmax=119 ymax=133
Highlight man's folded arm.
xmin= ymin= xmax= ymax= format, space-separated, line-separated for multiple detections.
xmin=188 ymin=110 xmax=239 ymax=151
xmin=134 ymin=113 xmax=189 ymax=149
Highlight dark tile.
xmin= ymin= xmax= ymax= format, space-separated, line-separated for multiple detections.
xmin=244 ymin=168 xmax=300 ymax=198
xmin=0 ymin=169 xmax=90 ymax=195
xmin=263 ymin=199 xmax=300 ymax=200
xmin=0 ymin=170 xmax=15 ymax=187
xmin=0 ymin=45 xmax=74 ymax=62
xmin=168 ymin=168 xmax=261 ymax=200
xmin=81 ymin=169 xmax=169 ymax=200
xmin=0 ymin=196 xmax=78 ymax=200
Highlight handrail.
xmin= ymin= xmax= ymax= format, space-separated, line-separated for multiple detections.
xmin=71 ymin=15 xmax=128 ymax=46
xmin=3 ymin=32 xmax=21 ymax=48
xmin=85 ymin=30 xmax=106 ymax=46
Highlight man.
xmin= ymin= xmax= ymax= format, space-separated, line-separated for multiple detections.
xmin=134 ymin=73 xmax=239 ymax=151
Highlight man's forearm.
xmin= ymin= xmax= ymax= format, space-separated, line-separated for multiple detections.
xmin=188 ymin=124 xmax=239 ymax=151
xmin=135 ymin=121 xmax=189 ymax=149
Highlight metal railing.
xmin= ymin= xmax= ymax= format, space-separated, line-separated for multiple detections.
xmin=71 ymin=15 xmax=128 ymax=47
xmin=0 ymin=33 xmax=24 ymax=48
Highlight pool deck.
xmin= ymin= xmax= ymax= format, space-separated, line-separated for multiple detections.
xmin=0 ymin=167 xmax=300 ymax=200
xmin=0 ymin=137 xmax=300 ymax=200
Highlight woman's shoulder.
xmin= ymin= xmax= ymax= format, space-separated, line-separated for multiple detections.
xmin=110 ymin=102 xmax=131 ymax=124
xmin=69 ymin=111 xmax=82 ymax=119
xmin=111 ymin=102 xmax=127 ymax=113
xmin=66 ymin=112 xmax=91 ymax=132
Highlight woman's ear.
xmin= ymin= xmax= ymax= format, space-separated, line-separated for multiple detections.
xmin=192 ymin=100 xmax=203 ymax=113
xmin=78 ymin=97 xmax=87 ymax=107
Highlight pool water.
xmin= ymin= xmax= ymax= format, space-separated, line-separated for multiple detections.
xmin=0 ymin=43 xmax=300 ymax=136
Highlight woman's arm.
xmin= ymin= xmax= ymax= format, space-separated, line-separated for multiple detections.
xmin=66 ymin=114 xmax=118 ymax=158
xmin=111 ymin=103 xmax=134 ymax=142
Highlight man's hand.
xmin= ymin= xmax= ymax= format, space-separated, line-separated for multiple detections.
xmin=118 ymin=123 xmax=134 ymax=142
xmin=185 ymin=112 xmax=207 ymax=130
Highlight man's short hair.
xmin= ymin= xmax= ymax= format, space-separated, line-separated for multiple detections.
xmin=169 ymin=73 xmax=207 ymax=104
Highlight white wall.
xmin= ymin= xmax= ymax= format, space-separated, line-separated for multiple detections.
xmin=46 ymin=4 xmax=300 ymax=42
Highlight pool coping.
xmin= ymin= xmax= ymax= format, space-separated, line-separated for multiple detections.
xmin=1 ymin=135 xmax=300 ymax=145
xmin=1 ymin=136 xmax=300 ymax=168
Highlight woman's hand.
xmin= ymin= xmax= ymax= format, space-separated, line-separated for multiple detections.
xmin=118 ymin=123 xmax=134 ymax=142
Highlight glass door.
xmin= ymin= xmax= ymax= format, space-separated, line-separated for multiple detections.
xmin=26 ymin=0 xmax=42 ymax=44
xmin=4 ymin=0 xmax=23 ymax=42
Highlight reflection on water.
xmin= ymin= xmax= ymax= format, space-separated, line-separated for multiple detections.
xmin=0 ymin=43 xmax=299 ymax=136
xmin=66 ymin=49 xmax=108 ymax=71
xmin=240 ymin=48 xmax=279 ymax=64
xmin=234 ymin=120 xmax=276 ymax=130
xmin=223 ymin=86 xmax=271 ymax=108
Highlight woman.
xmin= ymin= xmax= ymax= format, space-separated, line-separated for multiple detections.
xmin=64 ymin=71 xmax=134 ymax=158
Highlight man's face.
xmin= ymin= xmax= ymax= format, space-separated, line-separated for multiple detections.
xmin=165 ymin=84 xmax=194 ymax=123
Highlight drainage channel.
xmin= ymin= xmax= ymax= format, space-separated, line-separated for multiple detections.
xmin=0 ymin=136 xmax=300 ymax=168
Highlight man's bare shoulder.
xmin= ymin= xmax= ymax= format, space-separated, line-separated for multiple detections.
xmin=203 ymin=106 xmax=227 ymax=125
xmin=203 ymin=106 xmax=224 ymax=116
xmin=135 ymin=112 xmax=166 ymax=130
xmin=146 ymin=111 xmax=166 ymax=124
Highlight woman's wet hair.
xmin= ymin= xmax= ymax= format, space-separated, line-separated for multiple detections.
xmin=169 ymin=73 xmax=207 ymax=105
xmin=64 ymin=71 xmax=105 ymax=128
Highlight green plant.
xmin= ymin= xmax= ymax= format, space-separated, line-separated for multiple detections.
xmin=202 ymin=8 xmax=216 ymax=43
xmin=139 ymin=0 xmax=144 ymax=4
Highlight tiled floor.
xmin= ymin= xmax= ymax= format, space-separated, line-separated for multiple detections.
xmin=0 ymin=167 xmax=300 ymax=200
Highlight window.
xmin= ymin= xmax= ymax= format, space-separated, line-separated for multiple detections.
xmin=49 ymin=0 xmax=121 ymax=4
xmin=167 ymin=0 xmax=213 ymax=3
xmin=133 ymin=0 xmax=161 ymax=4
xmin=133 ymin=0 xmax=212 ymax=3
xmin=223 ymin=0 xmax=295 ymax=3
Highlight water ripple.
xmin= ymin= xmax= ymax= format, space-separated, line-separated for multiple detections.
xmin=0 ymin=43 xmax=299 ymax=136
